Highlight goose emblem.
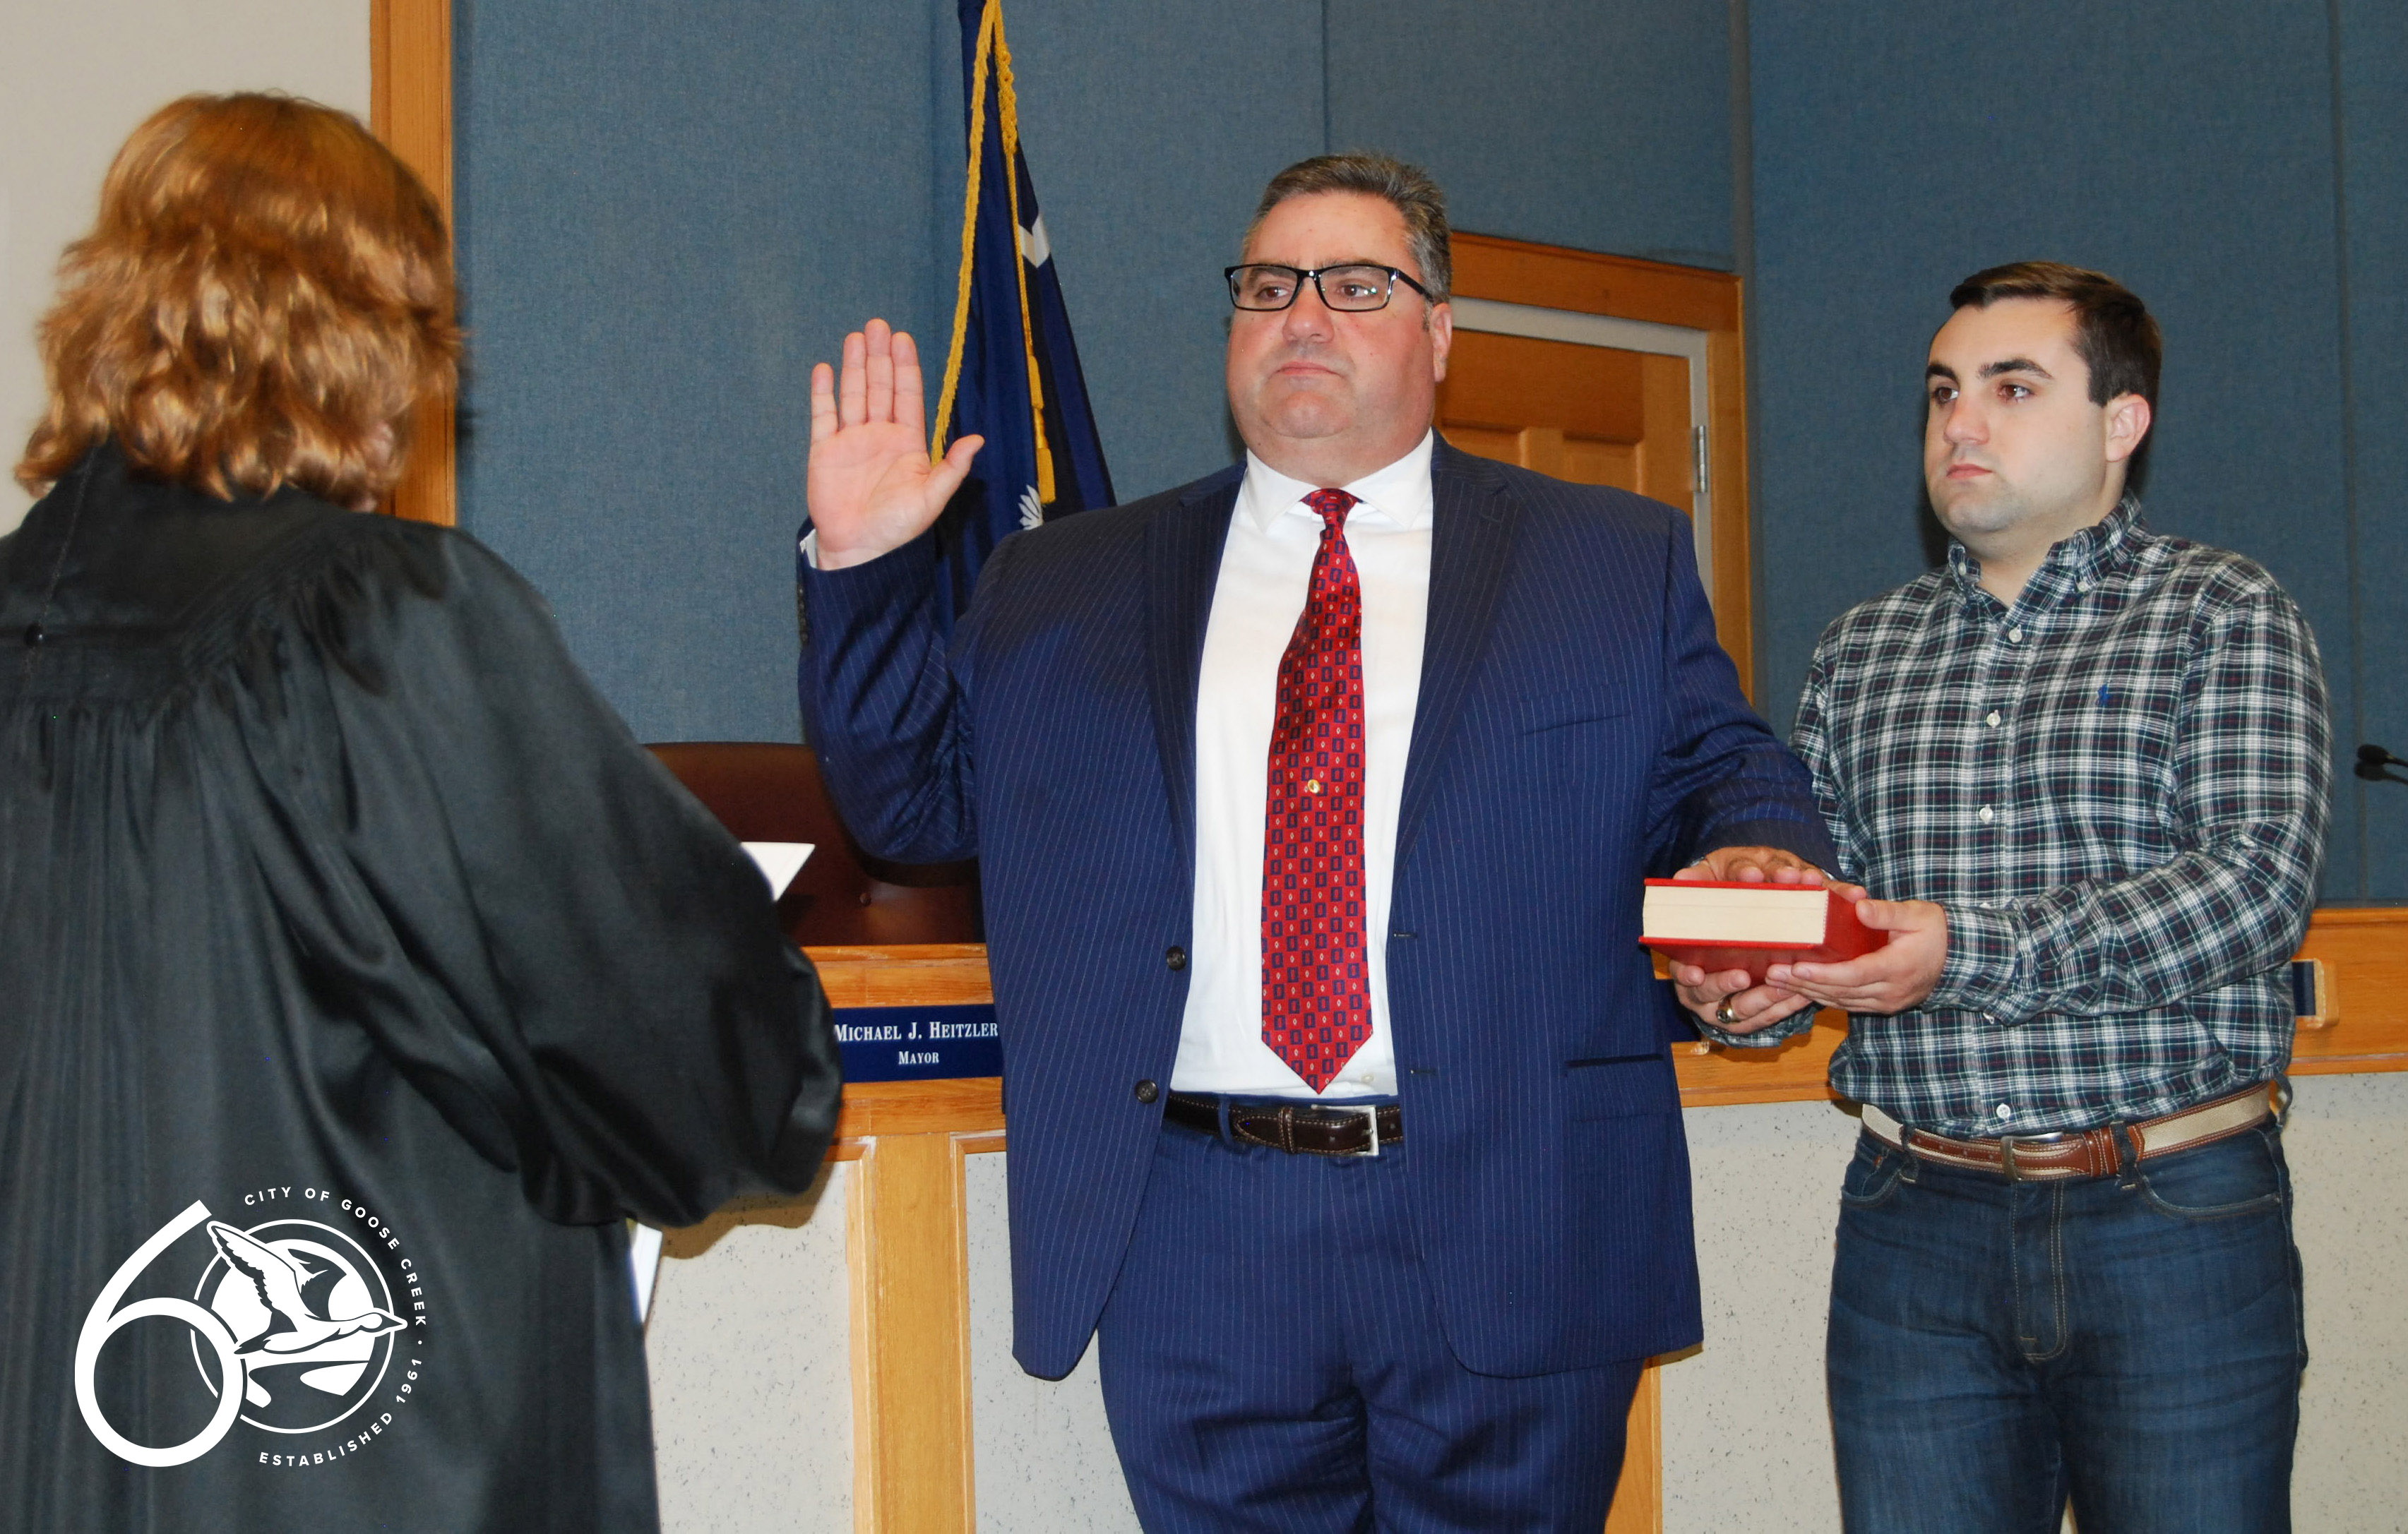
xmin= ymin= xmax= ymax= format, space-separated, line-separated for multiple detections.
xmin=199 ymin=1221 xmax=405 ymax=1411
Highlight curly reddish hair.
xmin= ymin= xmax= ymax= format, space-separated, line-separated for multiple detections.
xmin=16 ymin=92 xmax=461 ymax=508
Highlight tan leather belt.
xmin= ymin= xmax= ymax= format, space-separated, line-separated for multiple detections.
xmin=1164 ymin=1092 xmax=1401 ymax=1156
xmin=1861 ymin=1082 xmax=2275 ymax=1182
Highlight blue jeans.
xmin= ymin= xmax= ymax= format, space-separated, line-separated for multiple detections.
xmin=1827 ymin=1120 xmax=2305 ymax=1534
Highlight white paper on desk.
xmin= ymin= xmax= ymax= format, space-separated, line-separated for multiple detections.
xmin=741 ymin=841 xmax=813 ymax=899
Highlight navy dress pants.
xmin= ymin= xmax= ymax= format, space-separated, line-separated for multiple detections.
xmin=1095 ymin=1105 xmax=1645 ymax=1533
xmin=1828 ymin=1122 xmax=2306 ymax=1533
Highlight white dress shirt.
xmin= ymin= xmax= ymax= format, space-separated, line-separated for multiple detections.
xmin=1170 ymin=431 xmax=1434 ymax=1098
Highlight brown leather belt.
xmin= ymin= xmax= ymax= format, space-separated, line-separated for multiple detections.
xmin=1861 ymin=1082 xmax=2276 ymax=1182
xmin=1165 ymin=1092 xmax=1402 ymax=1156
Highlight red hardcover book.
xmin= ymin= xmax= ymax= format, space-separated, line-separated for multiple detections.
xmin=1640 ymin=879 xmax=1888 ymax=984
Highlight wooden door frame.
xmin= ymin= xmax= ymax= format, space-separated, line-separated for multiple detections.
xmin=370 ymin=0 xmax=457 ymax=527
xmin=1449 ymin=234 xmax=1756 ymax=694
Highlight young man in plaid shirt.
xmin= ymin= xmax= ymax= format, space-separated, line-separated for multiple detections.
xmin=1676 ymin=263 xmax=2330 ymax=1533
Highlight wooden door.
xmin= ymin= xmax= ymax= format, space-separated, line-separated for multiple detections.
xmin=1443 ymin=234 xmax=1754 ymax=691
xmin=1436 ymin=330 xmax=1695 ymax=516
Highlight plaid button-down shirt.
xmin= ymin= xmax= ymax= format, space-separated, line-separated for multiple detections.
xmin=1735 ymin=498 xmax=2330 ymax=1139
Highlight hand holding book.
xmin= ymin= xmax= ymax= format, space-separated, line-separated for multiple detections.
xmin=1766 ymin=895 xmax=1948 ymax=1016
xmin=1653 ymin=870 xmax=1950 ymax=1030
xmin=1656 ymin=847 xmax=1832 ymax=1034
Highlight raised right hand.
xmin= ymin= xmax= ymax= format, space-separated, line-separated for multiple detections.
xmin=806 ymin=318 xmax=984 ymax=570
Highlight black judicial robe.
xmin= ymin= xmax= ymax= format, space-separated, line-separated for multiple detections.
xmin=0 ymin=448 xmax=842 ymax=1532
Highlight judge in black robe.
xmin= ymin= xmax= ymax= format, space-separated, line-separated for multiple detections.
xmin=0 ymin=94 xmax=841 ymax=1532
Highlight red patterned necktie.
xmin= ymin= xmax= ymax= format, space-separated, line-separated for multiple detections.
xmin=1260 ymin=488 xmax=1371 ymax=1093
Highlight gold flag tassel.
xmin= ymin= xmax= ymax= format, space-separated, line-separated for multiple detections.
xmin=929 ymin=0 xmax=1056 ymax=505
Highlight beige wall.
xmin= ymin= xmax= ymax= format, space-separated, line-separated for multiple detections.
xmin=648 ymin=1167 xmax=854 ymax=1532
xmin=0 ymin=0 xmax=367 ymax=534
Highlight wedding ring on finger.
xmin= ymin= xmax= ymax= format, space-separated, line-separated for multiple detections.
xmin=1715 ymin=998 xmax=1742 ymax=1028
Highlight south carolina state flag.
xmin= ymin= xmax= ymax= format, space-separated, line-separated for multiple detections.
xmin=926 ymin=0 xmax=1116 ymax=629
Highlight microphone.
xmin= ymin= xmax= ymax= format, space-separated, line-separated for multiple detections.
xmin=2358 ymin=743 xmax=2408 ymax=784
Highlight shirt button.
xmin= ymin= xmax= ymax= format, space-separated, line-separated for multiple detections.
xmin=1986 ymin=710 xmax=2001 ymax=727
xmin=1996 ymin=1103 xmax=2013 ymax=1120
xmin=1133 ymin=1079 xmax=1160 ymax=1104
xmin=1164 ymin=946 xmax=1188 ymax=971
xmin=2008 ymin=627 xmax=2024 ymax=643
xmin=1978 ymin=805 xmax=1995 ymax=823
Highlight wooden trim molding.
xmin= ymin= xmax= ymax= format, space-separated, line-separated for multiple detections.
xmin=1448 ymin=234 xmax=1755 ymax=690
xmin=1604 ymin=1365 xmax=1663 ymax=1534
xmin=369 ymin=0 xmax=457 ymax=527
xmin=847 ymin=1132 xmax=978 ymax=1532
xmin=2287 ymin=906 xmax=2408 ymax=1072
xmin=815 ymin=906 xmax=2408 ymax=1132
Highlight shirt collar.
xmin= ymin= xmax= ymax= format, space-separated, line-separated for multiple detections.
xmin=1945 ymin=493 xmax=2149 ymax=612
xmin=1236 ymin=430 xmax=1436 ymax=534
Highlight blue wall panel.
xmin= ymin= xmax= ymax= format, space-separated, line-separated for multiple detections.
xmin=455 ymin=0 xmax=947 ymax=744
xmin=1744 ymin=0 xmax=2366 ymax=897
xmin=1328 ymin=0 xmax=1735 ymax=270
xmin=981 ymin=1 xmax=1323 ymax=509
xmin=2337 ymin=0 xmax=2408 ymax=896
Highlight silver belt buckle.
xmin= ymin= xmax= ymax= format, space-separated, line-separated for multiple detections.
xmin=1332 ymin=1104 xmax=1381 ymax=1157
xmin=1997 ymin=1129 xmax=2078 ymax=1180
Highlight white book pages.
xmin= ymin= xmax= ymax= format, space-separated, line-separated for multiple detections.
xmin=1640 ymin=883 xmax=1828 ymax=944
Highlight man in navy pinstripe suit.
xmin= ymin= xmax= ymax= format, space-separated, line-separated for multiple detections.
xmin=797 ymin=154 xmax=1835 ymax=1530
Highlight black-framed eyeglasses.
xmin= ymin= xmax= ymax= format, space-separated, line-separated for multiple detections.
xmin=1224 ymin=263 xmax=1438 ymax=313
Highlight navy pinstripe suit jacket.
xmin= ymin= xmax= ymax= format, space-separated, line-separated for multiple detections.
xmin=797 ymin=440 xmax=1835 ymax=1379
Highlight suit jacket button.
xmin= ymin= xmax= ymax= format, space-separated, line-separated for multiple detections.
xmin=1133 ymin=1079 xmax=1160 ymax=1103
xmin=1164 ymin=945 xmax=1187 ymax=971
